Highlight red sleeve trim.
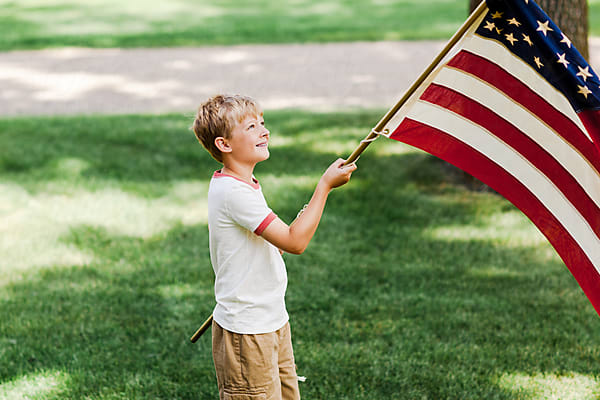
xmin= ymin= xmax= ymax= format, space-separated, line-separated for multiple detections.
xmin=254 ymin=212 xmax=277 ymax=235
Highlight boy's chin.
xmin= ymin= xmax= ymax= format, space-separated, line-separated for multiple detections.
xmin=259 ymin=149 xmax=270 ymax=161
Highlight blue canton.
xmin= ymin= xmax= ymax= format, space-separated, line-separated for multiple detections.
xmin=475 ymin=0 xmax=600 ymax=113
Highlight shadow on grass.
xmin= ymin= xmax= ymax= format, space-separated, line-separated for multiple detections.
xmin=2 ymin=197 xmax=598 ymax=398
xmin=0 ymin=110 xmax=379 ymax=190
xmin=1 ymin=111 xmax=599 ymax=399
xmin=284 ymin=153 xmax=600 ymax=398
xmin=1 ymin=224 xmax=217 ymax=399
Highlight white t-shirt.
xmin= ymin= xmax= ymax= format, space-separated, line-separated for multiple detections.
xmin=207 ymin=170 xmax=289 ymax=334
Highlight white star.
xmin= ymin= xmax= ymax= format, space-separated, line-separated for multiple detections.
xmin=577 ymin=65 xmax=593 ymax=81
xmin=578 ymin=85 xmax=592 ymax=99
xmin=556 ymin=53 xmax=570 ymax=69
xmin=536 ymin=20 xmax=553 ymax=36
xmin=483 ymin=21 xmax=496 ymax=31
xmin=507 ymin=18 xmax=521 ymax=27
xmin=505 ymin=33 xmax=518 ymax=46
xmin=534 ymin=56 xmax=544 ymax=69
xmin=560 ymin=33 xmax=572 ymax=48
xmin=522 ymin=34 xmax=533 ymax=46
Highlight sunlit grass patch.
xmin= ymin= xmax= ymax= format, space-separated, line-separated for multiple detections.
xmin=427 ymin=209 xmax=548 ymax=247
xmin=0 ymin=370 xmax=69 ymax=400
xmin=496 ymin=372 xmax=600 ymax=400
xmin=0 ymin=181 xmax=208 ymax=275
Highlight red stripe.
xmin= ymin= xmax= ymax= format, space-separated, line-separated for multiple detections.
xmin=420 ymin=83 xmax=600 ymax=237
xmin=390 ymin=119 xmax=600 ymax=316
xmin=447 ymin=50 xmax=600 ymax=173
xmin=579 ymin=109 xmax=600 ymax=155
xmin=254 ymin=212 xmax=277 ymax=235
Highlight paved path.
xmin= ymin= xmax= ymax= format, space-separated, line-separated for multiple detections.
xmin=2 ymin=39 xmax=600 ymax=116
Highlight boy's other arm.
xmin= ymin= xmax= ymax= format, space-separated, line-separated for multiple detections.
xmin=261 ymin=158 xmax=357 ymax=255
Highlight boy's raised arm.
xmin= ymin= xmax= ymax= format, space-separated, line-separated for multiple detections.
xmin=261 ymin=158 xmax=357 ymax=254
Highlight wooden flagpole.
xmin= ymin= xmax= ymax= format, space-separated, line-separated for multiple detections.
xmin=190 ymin=314 xmax=212 ymax=343
xmin=343 ymin=0 xmax=488 ymax=166
xmin=190 ymin=1 xmax=488 ymax=345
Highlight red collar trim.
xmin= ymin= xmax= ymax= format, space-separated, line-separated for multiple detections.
xmin=213 ymin=170 xmax=260 ymax=189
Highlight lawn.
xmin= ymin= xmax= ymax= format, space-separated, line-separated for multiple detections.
xmin=2 ymin=0 xmax=600 ymax=51
xmin=0 ymin=0 xmax=530 ymax=51
xmin=1 ymin=110 xmax=599 ymax=399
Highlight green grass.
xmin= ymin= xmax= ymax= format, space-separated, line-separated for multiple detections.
xmin=1 ymin=110 xmax=599 ymax=399
xmin=0 ymin=0 xmax=468 ymax=51
xmin=2 ymin=0 xmax=600 ymax=51
xmin=590 ymin=0 xmax=600 ymax=37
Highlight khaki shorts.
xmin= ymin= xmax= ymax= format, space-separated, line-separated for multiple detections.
xmin=212 ymin=320 xmax=301 ymax=400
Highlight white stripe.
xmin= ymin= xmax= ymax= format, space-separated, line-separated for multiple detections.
xmin=406 ymin=100 xmax=600 ymax=271
xmin=463 ymin=34 xmax=591 ymax=140
xmin=433 ymin=67 xmax=600 ymax=210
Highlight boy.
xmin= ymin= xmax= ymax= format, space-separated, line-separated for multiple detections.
xmin=192 ymin=94 xmax=356 ymax=399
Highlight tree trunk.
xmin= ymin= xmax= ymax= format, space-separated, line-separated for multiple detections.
xmin=468 ymin=0 xmax=589 ymax=59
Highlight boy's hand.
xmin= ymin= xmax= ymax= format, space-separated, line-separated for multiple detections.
xmin=320 ymin=158 xmax=357 ymax=190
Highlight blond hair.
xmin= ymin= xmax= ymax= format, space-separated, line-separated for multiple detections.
xmin=191 ymin=94 xmax=263 ymax=163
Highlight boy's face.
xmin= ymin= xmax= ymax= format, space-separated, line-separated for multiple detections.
xmin=226 ymin=114 xmax=270 ymax=165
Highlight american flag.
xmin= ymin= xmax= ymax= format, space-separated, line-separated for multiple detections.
xmin=381 ymin=0 xmax=600 ymax=315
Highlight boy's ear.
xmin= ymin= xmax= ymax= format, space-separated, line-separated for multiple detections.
xmin=214 ymin=137 xmax=232 ymax=153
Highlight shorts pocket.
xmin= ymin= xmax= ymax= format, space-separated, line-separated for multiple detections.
xmin=223 ymin=389 xmax=267 ymax=400
xmin=239 ymin=333 xmax=278 ymax=387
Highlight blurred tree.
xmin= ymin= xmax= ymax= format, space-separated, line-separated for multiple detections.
xmin=469 ymin=0 xmax=589 ymax=59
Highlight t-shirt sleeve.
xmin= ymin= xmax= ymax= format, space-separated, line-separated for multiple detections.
xmin=226 ymin=184 xmax=276 ymax=235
